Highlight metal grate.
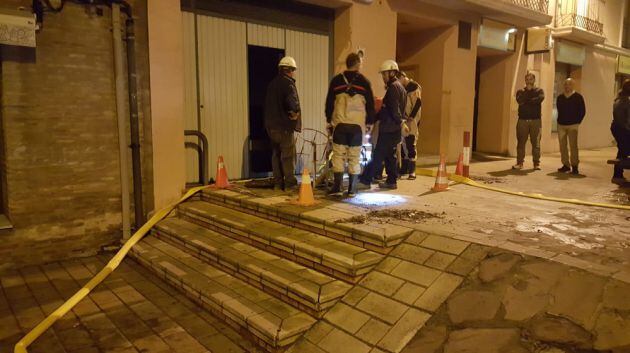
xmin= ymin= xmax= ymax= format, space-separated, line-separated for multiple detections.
xmin=509 ymin=0 xmax=549 ymax=14
xmin=557 ymin=13 xmax=604 ymax=35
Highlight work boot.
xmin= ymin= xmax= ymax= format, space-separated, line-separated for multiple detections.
xmin=557 ymin=165 xmax=570 ymax=173
xmin=378 ymin=182 xmax=398 ymax=190
xmin=512 ymin=163 xmax=523 ymax=170
xmin=328 ymin=173 xmax=344 ymax=197
xmin=408 ymin=161 xmax=417 ymax=180
xmin=533 ymin=163 xmax=541 ymax=171
xmin=399 ymin=160 xmax=409 ymax=176
xmin=348 ymin=174 xmax=359 ymax=197
xmin=571 ymin=166 xmax=579 ymax=175
xmin=612 ymin=176 xmax=627 ymax=185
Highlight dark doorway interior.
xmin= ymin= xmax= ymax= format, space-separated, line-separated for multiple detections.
xmin=472 ymin=58 xmax=481 ymax=151
xmin=247 ymin=45 xmax=285 ymax=177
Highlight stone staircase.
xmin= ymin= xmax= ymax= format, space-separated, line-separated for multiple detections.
xmin=129 ymin=188 xmax=413 ymax=352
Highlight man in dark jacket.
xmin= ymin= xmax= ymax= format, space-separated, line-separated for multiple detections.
xmin=611 ymin=79 xmax=630 ymax=185
xmin=264 ymin=56 xmax=301 ymax=191
xmin=514 ymin=72 xmax=545 ymax=170
xmin=325 ymin=52 xmax=375 ymax=197
xmin=556 ymin=78 xmax=586 ymax=174
xmin=359 ymin=60 xmax=406 ymax=189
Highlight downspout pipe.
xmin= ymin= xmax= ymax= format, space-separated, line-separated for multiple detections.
xmin=124 ymin=9 xmax=145 ymax=228
xmin=111 ymin=3 xmax=131 ymax=239
xmin=114 ymin=0 xmax=144 ymax=228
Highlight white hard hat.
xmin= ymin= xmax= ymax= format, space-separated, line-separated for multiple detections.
xmin=278 ymin=56 xmax=297 ymax=69
xmin=379 ymin=59 xmax=399 ymax=73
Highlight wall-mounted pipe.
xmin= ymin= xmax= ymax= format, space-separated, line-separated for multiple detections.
xmin=111 ymin=0 xmax=144 ymax=229
xmin=185 ymin=142 xmax=203 ymax=185
xmin=185 ymin=130 xmax=209 ymax=185
xmin=111 ymin=3 xmax=131 ymax=239
xmin=123 ymin=11 xmax=145 ymax=227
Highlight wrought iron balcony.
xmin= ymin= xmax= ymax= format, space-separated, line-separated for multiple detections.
xmin=509 ymin=0 xmax=549 ymax=14
xmin=552 ymin=0 xmax=605 ymax=44
xmin=556 ymin=12 xmax=604 ymax=35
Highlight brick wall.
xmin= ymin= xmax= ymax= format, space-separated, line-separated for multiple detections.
xmin=0 ymin=0 xmax=153 ymax=269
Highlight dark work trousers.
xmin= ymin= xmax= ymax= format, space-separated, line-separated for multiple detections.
xmin=611 ymin=123 xmax=630 ymax=178
xmin=267 ymin=129 xmax=297 ymax=188
xmin=401 ymin=135 xmax=417 ymax=173
xmin=361 ymin=131 xmax=400 ymax=185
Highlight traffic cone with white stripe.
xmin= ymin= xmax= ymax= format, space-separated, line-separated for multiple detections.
xmin=462 ymin=131 xmax=471 ymax=178
xmin=432 ymin=155 xmax=449 ymax=192
xmin=291 ymin=169 xmax=319 ymax=206
xmin=455 ymin=152 xmax=464 ymax=176
xmin=212 ymin=155 xmax=230 ymax=189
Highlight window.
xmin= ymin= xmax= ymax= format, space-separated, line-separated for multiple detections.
xmin=458 ymin=21 xmax=472 ymax=50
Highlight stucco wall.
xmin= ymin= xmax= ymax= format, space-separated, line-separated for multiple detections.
xmin=579 ymin=48 xmax=618 ymax=149
xmin=399 ymin=28 xmax=448 ymax=156
xmin=147 ymin=0 xmax=186 ymax=209
xmin=334 ymin=0 xmax=397 ymax=98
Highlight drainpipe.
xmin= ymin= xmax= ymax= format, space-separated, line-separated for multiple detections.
xmin=111 ymin=3 xmax=131 ymax=239
xmin=122 ymin=4 xmax=145 ymax=228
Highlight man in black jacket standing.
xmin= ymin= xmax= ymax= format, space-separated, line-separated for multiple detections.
xmin=556 ymin=78 xmax=586 ymax=175
xmin=514 ymin=72 xmax=545 ymax=170
xmin=360 ymin=60 xmax=407 ymax=189
xmin=264 ymin=56 xmax=301 ymax=191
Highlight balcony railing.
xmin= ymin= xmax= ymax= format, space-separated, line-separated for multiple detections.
xmin=509 ymin=0 xmax=549 ymax=14
xmin=557 ymin=12 xmax=604 ymax=35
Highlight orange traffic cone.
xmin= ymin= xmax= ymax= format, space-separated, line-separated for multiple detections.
xmin=291 ymin=169 xmax=319 ymax=206
xmin=432 ymin=155 xmax=449 ymax=192
xmin=455 ymin=152 xmax=464 ymax=176
xmin=212 ymin=156 xmax=231 ymax=189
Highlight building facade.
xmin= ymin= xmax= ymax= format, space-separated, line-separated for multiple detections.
xmin=1 ymin=0 xmax=629 ymax=267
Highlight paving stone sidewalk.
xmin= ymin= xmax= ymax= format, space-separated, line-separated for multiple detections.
xmin=0 ymin=255 xmax=260 ymax=353
xmin=3 ymin=158 xmax=629 ymax=353
xmin=287 ymin=231 xmax=482 ymax=353
xmin=402 ymin=247 xmax=630 ymax=353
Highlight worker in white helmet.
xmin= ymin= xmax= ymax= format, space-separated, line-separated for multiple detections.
xmin=264 ymin=56 xmax=302 ymax=191
xmin=359 ymin=59 xmax=407 ymax=190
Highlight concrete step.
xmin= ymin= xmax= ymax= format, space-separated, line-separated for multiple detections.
xmin=129 ymin=237 xmax=316 ymax=351
xmin=201 ymin=188 xmax=412 ymax=254
xmin=178 ymin=200 xmax=383 ymax=283
xmin=153 ymin=217 xmax=352 ymax=317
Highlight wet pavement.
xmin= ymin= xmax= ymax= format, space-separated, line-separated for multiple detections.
xmin=327 ymin=147 xmax=630 ymax=279
xmin=2 ymin=147 xmax=629 ymax=353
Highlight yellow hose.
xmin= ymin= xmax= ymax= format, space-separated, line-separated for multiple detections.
xmin=14 ymin=185 xmax=209 ymax=353
xmin=416 ymin=168 xmax=630 ymax=211
xmin=12 ymin=167 xmax=629 ymax=353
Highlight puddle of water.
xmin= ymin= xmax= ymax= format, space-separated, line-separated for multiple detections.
xmin=515 ymin=222 xmax=604 ymax=250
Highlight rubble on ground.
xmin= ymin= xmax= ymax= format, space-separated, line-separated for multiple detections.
xmin=470 ymin=175 xmax=506 ymax=184
xmin=336 ymin=208 xmax=442 ymax=225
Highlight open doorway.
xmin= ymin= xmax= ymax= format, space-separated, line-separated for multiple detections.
xmin=473 ymin=58 xmax=481 ymax=151
xmin=552 ymin=62 xmax=579 ymax=133
xmin=0 ymin=108 xmax=9 ymax=229
xmin=473 ymin=47 xmax=514 ymax=155
xmin=247 ymin=45 xmax=285 ymax=178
